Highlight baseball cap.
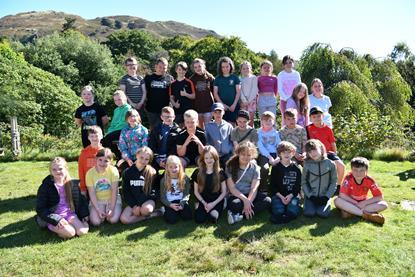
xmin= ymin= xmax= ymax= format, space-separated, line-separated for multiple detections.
xmin=309 ymin=106 xmax=324 ymax=115
xmin=237 ymin=109 xmax=250 ymax=120
xmin=211 ymin=102 xmax=225 ymax=112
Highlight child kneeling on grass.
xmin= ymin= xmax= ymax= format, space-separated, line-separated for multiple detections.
xmin=270 ymin=141 xmax=302 ymax=224
xmin=334 ymin=157 xmax=388 ymax=225
xmin=302 ymin=139 xmax=337 ymax=218
xmin=160 ymin=155 xmax=192 ymax=224
xmin=86 ymin=148 xmax=122 ymax=226
xmin=226 ymin=141 xmax=271 ymax=224
xmin=36 ymin=157 xmax=89 ymax=239
xmin=120 ymin=147 xmax=163 ymax=225
xmin=192 ymin=146 xmax=227 ymax=224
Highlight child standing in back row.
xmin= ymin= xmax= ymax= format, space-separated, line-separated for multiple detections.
xmin=239 ymin=61 xmax=258 ymax=126
xmin=277 ymin=55 xmax=301 ymax=120
xmin=257 ymin=60 xmax=278 ymax=116
xmin=169 ymin=61 xmax=196 ymax=127
xmin=213 ymin=56 xmax=241 ymax=124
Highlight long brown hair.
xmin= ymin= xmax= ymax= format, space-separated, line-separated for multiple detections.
xmin=197 ymin=146 xmax=221 ymax=193
xmin=49 ymin=157 xmax=75 ymax=211
xmin=226 ymin=141 xmax=258 ymax=182
xmin=291 ymin=83 xmax=310 ymax=117
xmin=305 ymin=139 xmax=327 ymax=161
xmin=135 ymin=147 xmax=157 ymax=195
xmin=164 ymin=155 xmax=186 ymax=192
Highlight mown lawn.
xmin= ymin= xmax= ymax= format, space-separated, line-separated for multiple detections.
xmin=0 ymin=161 xmax=414 ymax=276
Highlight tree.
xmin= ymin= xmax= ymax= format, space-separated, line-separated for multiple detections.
xmin=0 ymin=42 xmax=79 ymax=137
xmin=19 ymin=30 xmax=122 ymax=105
xmin=62 ymin=17 xmax=77 ymax=32
xmin=101 ymin=18 xmax=114 ymax=28
xmin=105 ymin=30 xmax=163 ymax=66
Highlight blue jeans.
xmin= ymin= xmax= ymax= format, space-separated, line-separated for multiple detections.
xmin=271 ymin=196 xmax=301 ymax=218
xmin=303 ymin=197 xmax=331 ymax=218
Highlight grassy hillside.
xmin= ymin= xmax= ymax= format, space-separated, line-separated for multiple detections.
xmin=0 ymin=160 xmax=414 ymax=275
xmin=0 ymin=11 xmax=220 ymax=42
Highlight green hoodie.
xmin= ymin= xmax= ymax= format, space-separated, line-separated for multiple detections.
xmin=107 ymin=103 xmax=131 ymax=134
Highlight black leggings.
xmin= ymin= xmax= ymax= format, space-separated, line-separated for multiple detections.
xmin=102 ymin=130 xmax=122 ymax=160
xmin=228 ymin=192 xmax=271 ymax=217
xmin=194 ymin=198 xmax=224 ymax=223
xmin=164 ymin=201 xmax=193 ymax=224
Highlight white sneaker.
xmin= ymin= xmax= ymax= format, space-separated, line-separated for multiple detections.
xmin=227 ymin=210 xmax=235 ymax=224
xmin=234 ymin=213 xmax=243 ymax=223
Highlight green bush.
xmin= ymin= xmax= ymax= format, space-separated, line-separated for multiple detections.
xmin=372 ymin=148 xmax=411 ymax=162
xmin=334 ymin=111 xmax=408 ymax=159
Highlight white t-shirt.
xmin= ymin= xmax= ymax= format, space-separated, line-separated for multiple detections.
xmin=309 ymin=94 xmax=333 ymax=128
xmin=166 ymin=179 xmax=183 ymax=202
xmin=277 ymin=70 xmax=301 ymax=101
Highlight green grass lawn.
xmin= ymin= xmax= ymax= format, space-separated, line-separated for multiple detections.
xmin=1 ymin=161 xmax=414 ymax=276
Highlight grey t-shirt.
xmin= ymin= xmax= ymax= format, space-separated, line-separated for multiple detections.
xmin=230 ymin=127 xmax=258 ymax=145
xmin=226 ymin=161 xmax=260 ymax=195
xmin=119 ymin=74 xmax=144 ymax=104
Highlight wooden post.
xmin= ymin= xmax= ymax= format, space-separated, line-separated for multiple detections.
xmin=11 ymin=116 xmax=21 ymax=156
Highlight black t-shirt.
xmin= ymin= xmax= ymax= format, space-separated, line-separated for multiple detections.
xmin=169 ymin=78 xmax=195 ymax=115
xmin=191 ymin=168 xmax=226 ymax=196
xmin=74 ymin=103 xmax=107 ymax=147
xmin=144 ymin=73 xmax=174 ymax=113
xmin=176 ymin=127 xmax=206 ymax=163
xmin=122 ymin=165 xmax=158 ymax=207
xmin=270 ymin=162 xmax=302 ymax=197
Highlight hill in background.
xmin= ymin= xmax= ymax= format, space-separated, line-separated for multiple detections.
xmin=0 ymin=10 xmax=220 ymax=41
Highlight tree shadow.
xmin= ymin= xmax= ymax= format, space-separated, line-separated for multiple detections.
xmin=0 ymin=216 xmax=62 ymax=249
xmin=395 ymin=169 xmax=415 ymax=182
xmin=126 ymin=216 xmax=198 ymax=241
xmin=0 ymin=195 xmax=37 ymax=214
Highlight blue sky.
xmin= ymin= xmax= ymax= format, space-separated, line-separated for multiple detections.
xmin=1 ymin=0 xmax=414 ymax=59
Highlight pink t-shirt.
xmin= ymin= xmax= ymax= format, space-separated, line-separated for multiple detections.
xmin=257 ymin=76 xmax=278 ymax=95
xmin=47 ymin=183 xmax=76 ymax=230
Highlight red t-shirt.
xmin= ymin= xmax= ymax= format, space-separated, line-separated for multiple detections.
xmin=340 ymin=173 xmax=383 ymax=201
xmin=307 ymin=123 xmax=335 ymax=152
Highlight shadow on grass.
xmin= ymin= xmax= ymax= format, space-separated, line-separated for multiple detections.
xmin=0 ymin=217 xmax=62 ymax=249
xmin=126 ymin=216 xmax=198 ymax=241
xmin=0 ymin=195 xmax=37 ymax=213
xmin=396 ymin=169 xmax=415 ymax=182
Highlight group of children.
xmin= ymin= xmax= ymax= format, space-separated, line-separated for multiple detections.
xmin=35 ymin=55 xmax=388 ymax=239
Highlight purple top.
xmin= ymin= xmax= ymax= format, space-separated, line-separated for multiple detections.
xmin=286 ymin=97 xmax=309 ymax=127
xmin=257 ymin=76 xmax=278 ymax=95
xmin=47 ymin=183 xmax=76 ymax=230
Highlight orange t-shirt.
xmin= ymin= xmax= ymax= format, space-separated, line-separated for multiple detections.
xmin=340 ymin=173 xmax=383 ymax=201
xmin=78 ymin=145 xmax=103 ymax=192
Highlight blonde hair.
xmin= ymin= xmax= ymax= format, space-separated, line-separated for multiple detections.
xmin=184 ymin=109 xmax=198 ymax=121
xmin=311 ymin=78 xmax=324 ymax=94
xmin=305 ymin=139 xmax=327 ymax=160
xmin=164 ymin=155 xmax=186 ymax=192
xmin=260 ymin=111 xmax=276 ymax=121
xmin=135 ymin=147 xmax=157 ymax=195
xmin=197 ymin=146 xmax=221 ymax=193
xmin=49 ymin=157 xmax=75 ymax=211
xmin=260 ymin=60 xmax=273 ymax=68
xmin=113 ymin=89 xmax=127 ymax=99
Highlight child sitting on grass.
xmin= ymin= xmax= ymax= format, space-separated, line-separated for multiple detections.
xmin=334 ymin=157 xmax=388 ymax=225
xmin=302 ymin=139 xmax=337 ymax=218
xmin=269 ymin=141 xmax=302 ymax=224
xmin=36 ymin=157 xmax=89 ymax=239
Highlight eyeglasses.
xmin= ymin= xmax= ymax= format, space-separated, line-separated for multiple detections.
xmin=285 ymin=61 xmax=293 ymax=65
xmin=162 ymin=115 xmax=175 ymax=119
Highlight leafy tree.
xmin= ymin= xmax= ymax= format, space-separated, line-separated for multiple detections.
xmin=62 ymin=17 xmax=77 ymax=32
xmin=101 ymin=18 xmax=114 ymax=28
xmin=114 ymin=20 xmax=123 ymax=29
xmin=0 ymin=42 xmax=79 ymax=137
xmin=105 ymin=30 xmax=163 ymax=65
xmin=18 ymin=30 xmax=122 ymax=105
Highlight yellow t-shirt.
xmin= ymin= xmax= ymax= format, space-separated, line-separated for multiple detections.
xmin=86 ymin=166 xmax=119 ymax=201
